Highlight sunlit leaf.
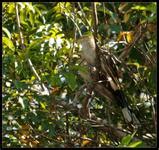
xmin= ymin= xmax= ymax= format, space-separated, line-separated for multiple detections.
xmin=128 ymin=141 xmax=143 ymax=148
xmin=146 ymin=2 xmax=156 ymax=13
xmin=18 ymin=96 xmax=25 ymax=109
xmin=31 ymin=76 xmax=36 ymax=81
xmin=120 ymin=131 xmax=137 ymax=147
xmin=8 ymin=3 xmax=15 ymax=14
xmin=131 ymin=5 xmax=147 ymax=11
xmin=40 ymin=102 xmax=47 ymax=109
xmin=29 ymin=12 xmax=34 ymax=27
xmin=2 ymin=37 xmax=15 ymax=51
xmin=81 ymin=139 xmax=91 ymax=147
xmin=25 ymin=2 xmax=35 ymax=13
xmin=126 ymin=31 xmax=134 ymax=43
xmin=2 ymin=27 xmax=11 ymax=39
xmin=121 ymin=134 xmax=132 ymax=146
xmin=117 ymin=31 xmax=134 ymax=43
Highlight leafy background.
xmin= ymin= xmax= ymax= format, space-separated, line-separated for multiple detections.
xmin=2 ymin=2 xmax=156 ymax=148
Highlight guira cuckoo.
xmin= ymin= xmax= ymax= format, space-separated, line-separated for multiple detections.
xmin=78 ymin=34 xmax=140 ymax=127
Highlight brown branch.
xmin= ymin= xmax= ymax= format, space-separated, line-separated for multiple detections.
xmin=92 ymin=2 xmax=101 ymax=72
xmin=55 ymin=99 xmax=140 ymax=141
xmin=92 ymin=2 xmax=98 ymax=37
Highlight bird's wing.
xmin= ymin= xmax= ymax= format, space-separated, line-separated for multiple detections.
xmin=100 ymin=49 xmax=121 ymax=91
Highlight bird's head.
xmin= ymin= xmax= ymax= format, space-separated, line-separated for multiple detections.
xmin=77 ymin=34 xmax=96 ymax=65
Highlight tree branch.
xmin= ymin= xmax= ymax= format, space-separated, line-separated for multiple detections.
xmin=92 ymin=2 xmax=101 ymax=72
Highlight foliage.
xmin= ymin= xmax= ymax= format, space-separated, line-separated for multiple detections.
xmin=2 ymin=2 xmax=156 ymax=148
xmin=118 ymin=131 xmax=144 ymax=148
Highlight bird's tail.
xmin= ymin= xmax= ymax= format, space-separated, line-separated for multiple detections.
xmin=114 ymin=90 xmax=140 ymax=127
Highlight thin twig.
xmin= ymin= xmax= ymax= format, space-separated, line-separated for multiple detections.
xmin=92 ymin=2 xmax=98 ymax=39
xmin=77 ymin=2 xmax=92 ymax=31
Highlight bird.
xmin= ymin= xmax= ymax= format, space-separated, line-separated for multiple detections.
xmin=77 ymin=34 xmax=96 ymax=66
xmin=77 ymin=34 xmax=140 ymax=127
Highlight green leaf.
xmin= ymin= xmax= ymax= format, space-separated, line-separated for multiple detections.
xmin=41 ymin=120 xmax=49 ymax=131
xmin=48 ymin=125 xmax=56 ymax=137
xmin=25 ymin=2 xmax=35 ymax=13
xmin=110 ymin=24 xmax=121 ymax=33
xmin=29 ymin=12 xmax=34 ymax=27
xmin=149 ymin=66 xmax=157 ymax=89
xmin=129 ymin=48 xmax=143 ymax=64
xmin=14 ymin=80 xmax=28 ymax=90
xmin=40 ymin=101 xmax=47 ymax=109
xmin=132 ymin=3 xmax=156 ymax=13
xmin=131 ymin=5 xmax=147 ymax=11
xmin=50 ymin=74 xmax=62 ymax=86
xmin=121 ymin=134 xmax=132 ymax=146
xmin=64 ymin=72 xmax=77 ymax=91
xmin=2 ymin=37 xmax=15 ymax=51
xmin=120 ymin=131 xmax=137 ymax=147
xmin=8 ymin=3 xmax=15 ymax=14
xmin=28 ymin=38 xmax=44 ymax=50
xmin=2 ymin=27 xmax=11 ymax=39
xmin=128 ymin=141 xmax=143 ymax=148
xmin=70 ymin=65 xmax=88 ymax=72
